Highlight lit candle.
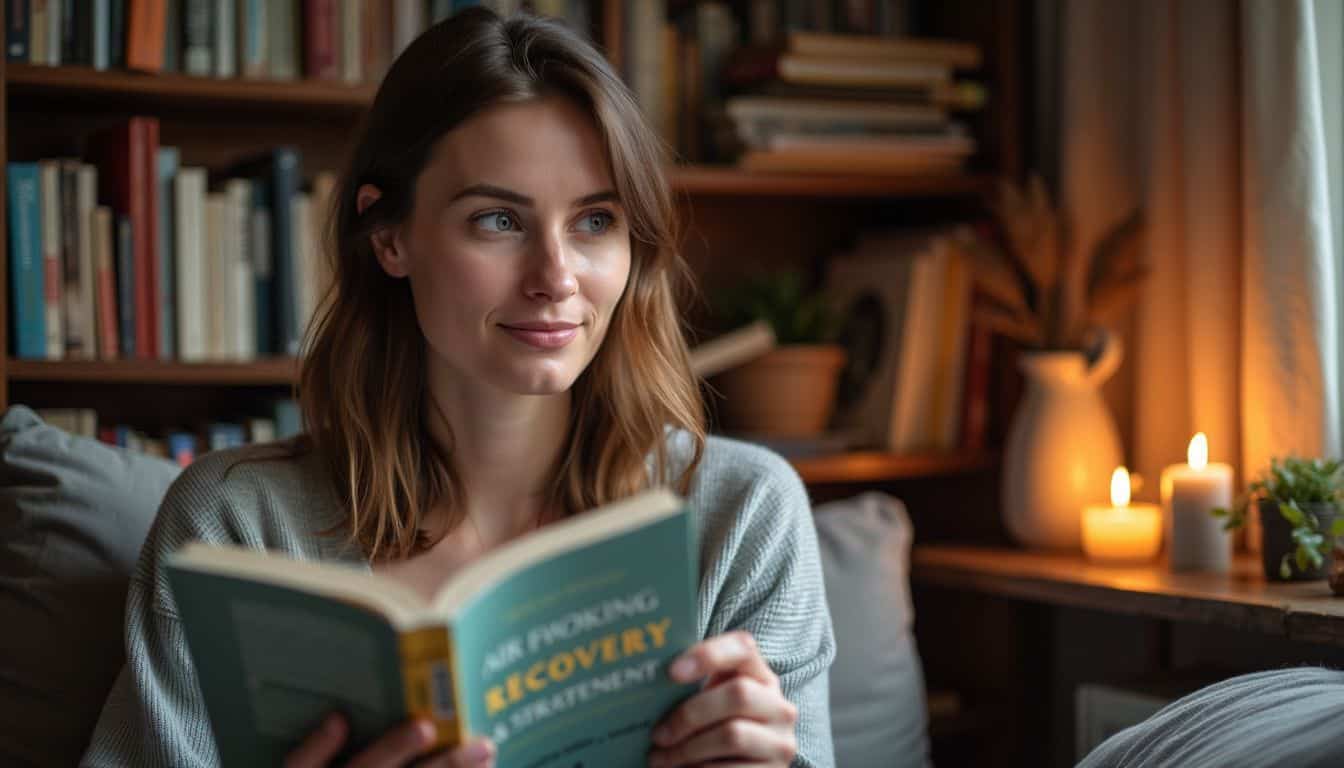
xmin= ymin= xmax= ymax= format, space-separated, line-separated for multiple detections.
xmin=1161 ymin=433 xmax=1233 ymax=571
xmin=1082 ymin=467 xmax=1162 ymax=562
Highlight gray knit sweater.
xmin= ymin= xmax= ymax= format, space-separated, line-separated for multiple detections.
xmin=81 ymin=434 xmax=836 ymax=767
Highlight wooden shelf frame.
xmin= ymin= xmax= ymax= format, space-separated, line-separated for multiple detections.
xmin=8 ymin=358 xmax=299 ymax=386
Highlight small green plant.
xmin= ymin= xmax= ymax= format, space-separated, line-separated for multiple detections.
xmin=1213 ymin=457 xmax=1344 ymax=578
xmin=716 ymin=270 xmax=838 ymax=345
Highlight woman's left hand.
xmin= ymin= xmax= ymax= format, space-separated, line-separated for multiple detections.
xmin=647 ymin=631 xmax=798 ymax=767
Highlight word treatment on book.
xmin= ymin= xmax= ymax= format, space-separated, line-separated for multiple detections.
xmin=167 ymin=489 xmax=698 ymax=768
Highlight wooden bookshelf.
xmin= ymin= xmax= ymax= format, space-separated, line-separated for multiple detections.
xmin=7 ymin=358 xmax=299 ymax=385
xmin=792 ymin=450 xmax=993 ymax=484
xmin=666 ymin=166 xmax=994 ymax=199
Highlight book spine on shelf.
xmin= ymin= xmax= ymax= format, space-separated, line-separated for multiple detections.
xmin=174 ymin=167 xmax=207 ymax=361
xmin=36 ymin=161 xmax=62 ymax=359
xmin=7 ymin=163 xmax=45 ymax=360
xmin=204 ymin=192 xmax=226 ymax=359
xmin=237 ymin=0 xmax=265 ymax=77
xmin=958 ymin=304 xmax=992 ymax=453
xmin=225 ymin=178 xmax=255 ymax=360
xmin=139 ymin=118 xmax=161 ymax=359
xmin=7 ymin=0 xmax=28 ymax=61
xmin=211 ymin=0 xmax=233 ymax=76
xmin=57 ymin=0 xmax=72 ymax=63
xmin=115 ymin=213 xmax=135 ymax=358
xmin=267 ymin=0 xmax=296 ymax=79
xmin=302 ymin=0 xmax=336 ymax=80
xmin=93 ymin=205 xmax=119 ymax=359
xmin=58 ymin=160 xmax=90 ymax=359
xmin=75 ymin=163 xmax=98 ymax=359
xmin=161 ymin=0 xmax=177 ymax=70
xmin=107 ymin=0 xmax=124 ymax=67
xmin=28 ymin=0 xmax=44 ymax=63
xmin=92 ymin=0 xmax=110 ymax=69
xmin=181 ymin=0 xmax=210 ymax=74
xmin=156 ymin=146 xmax=179 ymax=358
xmin=340 ymin=0 xmax=359 ymax=84
xmin=127 ymin=0 xmax=167 ymax=72
xmin=167 ymin=431 xmax=196 ymax=466
xmin=246 ymin=180 xmax=273 ymax=356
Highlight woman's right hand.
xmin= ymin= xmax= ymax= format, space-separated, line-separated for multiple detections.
xmin=285 ymin=713 xmax=495 ymax=768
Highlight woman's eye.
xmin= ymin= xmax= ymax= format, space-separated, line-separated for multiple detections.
xmin=577 ymin=211 xmax=615 ymax=235
xmin=475 ymin=211 xmax=517 ymax=233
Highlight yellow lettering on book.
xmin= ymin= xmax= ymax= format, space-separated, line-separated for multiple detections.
xmin=480 ymin=616 xmax=674 ymax=717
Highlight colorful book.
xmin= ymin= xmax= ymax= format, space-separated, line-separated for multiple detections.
xmin=166 ymin=488 xmax=697 ymax=767
xmin=167 ymin=431 xmax=196 ymax=466
xmin=7 ymin=0 xmax=28 ymax=60
xmin=7 ymin=162 xmax=44 ymax=359
xmin=231 ymin=147 xmax=302 ymax=357
xmin=127 ymin=0 xmax=167 ymax=72
xmin=93 ymin=205 xmax=119 ymax=359
xmin=303 ymin=0 xmax=337 ymax=80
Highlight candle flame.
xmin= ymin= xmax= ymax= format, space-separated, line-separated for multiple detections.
xmin=1110 ymin=466 xmax=1131 ymax=508
xmin=1188 ymin=432 xmax=1208 ymax=471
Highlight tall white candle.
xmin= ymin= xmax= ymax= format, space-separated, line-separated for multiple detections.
xmin=1161 ymin=432 xmax=1233 ymax=571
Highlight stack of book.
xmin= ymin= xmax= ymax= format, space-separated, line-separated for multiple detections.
xmin=37 ymin=398 xmax=301 ymax=465
xmin=5 ymin=0 xmax=590 ymax=82
xmin=719 ymin=31 xmax=983 ymax=175
xmin=6 ymin=117 xmax=335 ymax=362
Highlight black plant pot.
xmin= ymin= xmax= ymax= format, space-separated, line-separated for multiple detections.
xmin=1259 ymin=499 xmax=1338 ymax=581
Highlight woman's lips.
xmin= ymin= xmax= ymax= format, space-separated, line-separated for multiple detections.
xmin=500 ymin=324 xmax=579 ymax=349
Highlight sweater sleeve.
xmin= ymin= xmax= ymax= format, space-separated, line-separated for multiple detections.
xmin=80 ymin=464 xmax=247 ymax=767
xmin=699 ymin=448 xmax=837 ymax=768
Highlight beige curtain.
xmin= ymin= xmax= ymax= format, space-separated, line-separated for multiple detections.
xmin=1045 ymin=0 xmax=1344 ymax=492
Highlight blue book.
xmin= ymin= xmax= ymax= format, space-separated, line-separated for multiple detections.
xmin=167 ymin=431 xmax=196 ymax=466
xmin=232 ymin=147 xmax=301 ymax=357
xmin=6 ymin=0 xmax=28 ymax=61
xmin=92 ymin=0 xmax=110 ymax=70
xmin=162 ymin=0 xmax=179 ymax=72
xmin=115 ymin=214 xmax=135 ymax=359
xmin=167 ymin=489 xmax=697 ymax=768
xmin=7 ymin=163 xmax=44 ymax=359
xmin=157 ymin=147 xmax=179 ymax=359
xmin=207 ymin=423 xmax=246 ymax=452
xmin=272 ymin=399 xmax=301 ymax=439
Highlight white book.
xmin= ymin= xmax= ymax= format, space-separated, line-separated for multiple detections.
xmin=341 ymin=0 xmax=362 ymax=84
xmin=175 ymin=168 xmax=209 ymax=361
xmin=37 ymin=161 xmax=63 ymax=359
xmin=224 ymin=179 xmax=255 ymax=360
xmin=45 ymin=0 xmax=60 ymax=65
xmin=214 ymin=0 xmax=237 ymax=77
xmin=74 ymin=165 xmax=98 ymax=362
xmin=206 ymin=193 xmax=230 ymax=360
xmin=247 ymin=417 xmax=276 ymax=444
xmin=292 ymin=192 xmax=318 ymax=347
xmin=392 ymin=0 xmax=424 ymax=59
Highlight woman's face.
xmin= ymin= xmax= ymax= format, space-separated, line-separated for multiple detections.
xmin=379 ymin=96 xmax=631 ymax=397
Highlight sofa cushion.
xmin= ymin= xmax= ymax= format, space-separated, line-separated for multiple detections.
xmin=814 ymin=492 xmax=930 ymax=768
xmin=0 ymin=405 xmax=180 ymax=767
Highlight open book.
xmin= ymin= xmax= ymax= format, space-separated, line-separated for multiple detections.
xmin=167 ymin=489 xmax=697 ymax=768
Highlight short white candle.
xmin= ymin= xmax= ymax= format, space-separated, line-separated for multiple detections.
xmin=1083 ymin=467 xmax=1162 ymax=562
xmin=1161 ymin=433 xmax=1233 ymax=571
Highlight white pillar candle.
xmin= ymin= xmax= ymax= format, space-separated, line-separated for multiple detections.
xmin=1161 ymin=433 xmax=1233 ymax=571
xmin=1083 ymin=467 xmax=1162 ymax=562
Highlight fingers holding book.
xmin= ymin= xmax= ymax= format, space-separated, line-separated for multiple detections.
xmin=284 ymin=713 xmax=496 ymax=768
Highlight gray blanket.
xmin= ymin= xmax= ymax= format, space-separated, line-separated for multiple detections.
xmin=1078 ymin=667 xmax=1344 ymax=767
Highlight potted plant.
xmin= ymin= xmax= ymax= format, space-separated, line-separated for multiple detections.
xmin=711 ymin=270 xmax=845 ymax=437
xmin=1213 ymin=457 xmax=1344 ymax=586
xmin=954 ymin=175 xmax=1146 ymax=549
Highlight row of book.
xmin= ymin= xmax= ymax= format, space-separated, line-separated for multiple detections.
xmin=6 ymin=117 xmax=333 ymax=361
xmin=5 ymin=0 xmax=589 ymax=83
xmin=38 ymin=399 xmax=300 ymax=466
xmin=825 ymin=228 xmax=990 ymax=453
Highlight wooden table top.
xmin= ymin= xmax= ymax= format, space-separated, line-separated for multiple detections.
xmin=912 ymin=545 xmax=1344 ymax=645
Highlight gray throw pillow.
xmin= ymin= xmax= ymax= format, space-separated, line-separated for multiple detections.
xmin=0 ymin=405 xmax=180 ymax=767
xmin=814 ymin=492 xmax=930 ymax=768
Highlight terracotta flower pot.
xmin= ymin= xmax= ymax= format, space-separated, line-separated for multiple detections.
xmin=714 ymin=345 xmax=847 ymax=437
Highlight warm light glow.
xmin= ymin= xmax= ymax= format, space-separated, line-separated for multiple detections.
xmin=1188 ymin=432 xmax=1208 ymax=471
xmin=1110 ymin=467 xmax=1131 ymax=508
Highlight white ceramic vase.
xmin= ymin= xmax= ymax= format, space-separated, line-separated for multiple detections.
xmin=1002 ymin=331 xmax=1124 ymax=549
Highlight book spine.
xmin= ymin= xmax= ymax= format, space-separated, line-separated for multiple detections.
xmin=340 ymin=0 xmax=359 ymax=83
xmin=127 ymin=0 xmax=167 ymax=72
xmin=7 ymin=0 xmax=28 ymax=60
xmin=28 ymin=0 xmax=43 ymax=63
xmin=167 ymin=431 xmax=195 ymax=466
xmin=156 ymin=146 xmax=178 ymax=358
xmin=959 ymin=312 xmax=992 ymax=453
xmin=44 ymin=0 xmax=58 ymax=64
xmin=390 ymin=0 xmax=420 ymax=59
xmin=181 ymin=0 xmax=210 ymax=74
xmin=7 ymin=163 xmax=45 ymax=359
xmin=249 ymin=183 xmax=272 ymax=355
xmin=37 ymin=161 xmax=62 ymax=359
xmin=91 ymin=0 xmax=109 ymax=69
xmin=205 ymin=192 xmax=226 ymax=359
xmin=359 ymin=0 xmax=387 ymax=83
xmin=161 ymin=0 xmax=176 ymax=69
xmin=212 ymin=0 xmax=233 ymax=76
xmin=398 ymin=626 xmax=464 ymax=750
xmin=93 ymin=205 xmax=119 ymax=359
xmin=226 ymin=179 xmax=254 ymax=360
xmin=266 ymin=0 xmax=295 ymax=79
xmin=174 ymin=167 xmax=207 ymax=361
xmin=303 ymin=0 xmax=336 ymax=80
xmin=58 ymin=0 xmax=72 ymax=63
xmin=107 ymin=0 xmax=124 ymax=67
xmin=272 ymin=148 xmax=301 ymax=356
xmin=115 ymin=213 xmax=135 ymax=358
xmin=130 ymin=118 xmax=157 ymax=359
xmin=75 ymin=164 xmax=98 ymax=360
xmin=237 ymin=0 xmax=265 ymax=77
xmin=58 ymin=160 xmax=89 ymax=358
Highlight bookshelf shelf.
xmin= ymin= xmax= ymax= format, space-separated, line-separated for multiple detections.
xmin=7 ymin=358 xmax=299 ymax=385
xmin=791 ymin=450 xmax=993 ymax=485
xmin=667 ymin=165 xmax=993 ymax=198
xmin=5 ymin=64 xmax=376 ymax=113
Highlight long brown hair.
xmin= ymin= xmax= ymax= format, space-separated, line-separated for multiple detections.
xmin=299 ymin=8 xmax=706 ymax=561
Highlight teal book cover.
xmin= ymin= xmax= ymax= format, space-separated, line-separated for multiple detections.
xmin=168 ymin=489 xmax=698 ymax=768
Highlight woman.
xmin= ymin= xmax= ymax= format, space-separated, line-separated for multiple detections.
xmin=82 ymin=9 xmax=834 ymax=768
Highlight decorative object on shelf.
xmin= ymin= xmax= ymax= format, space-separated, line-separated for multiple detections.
xmin=1161 ymin=433 xmax=1233 ymax=572
xmin=711 ymin=270 xmax=846 ymax=437
xmin=1213 ymin=456 xmax=1344 ymax=584
xmin=1082 ymin=466 xmax=1161 ymax=563
xmin=958 ymin=175 xmax=1145 ymax=549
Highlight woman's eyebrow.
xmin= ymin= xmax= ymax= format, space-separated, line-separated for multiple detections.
xmin=448 ymin=184 xmax=619 ymax=208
